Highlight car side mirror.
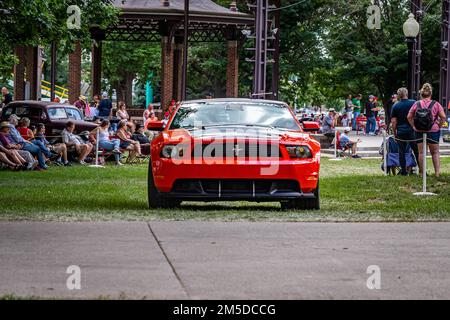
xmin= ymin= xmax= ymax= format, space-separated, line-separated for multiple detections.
xmin=147 ymin=121 xmax=165 ymax=131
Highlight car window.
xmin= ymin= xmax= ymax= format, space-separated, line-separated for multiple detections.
xmin=65 ymin=108 xmax=82 ymax=120
xmin=48 ymin=107 xmax=68 ymax=120
xmin=1 ymin=106 xmax=13 ymax=119
xmin=15 ymin=105 xmax=29 ymax=117
xmin=170 ymin=102 xmax=301 ymax=131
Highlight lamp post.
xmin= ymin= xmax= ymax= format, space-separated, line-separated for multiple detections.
xmin=403 ymin=13 xmax=420 ymax=99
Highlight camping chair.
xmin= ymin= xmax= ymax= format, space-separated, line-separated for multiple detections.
xmin=335 ymin=131 xmax=352 ymax=158
xmin=380 ymin=136 xmax=417 ymax=175
xmin=356 ymin=116 xmax=367 ymax=135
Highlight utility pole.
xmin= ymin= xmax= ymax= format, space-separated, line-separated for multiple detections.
xmin=440 ymin=0 xmax=450 ymax=117
xmin=411 ymin=0 xmax=423 ymax=101
xmin=252 ymin=0 xmax=269 ymax=99
xmin=182 ymin=0 xmax=189 ymax=101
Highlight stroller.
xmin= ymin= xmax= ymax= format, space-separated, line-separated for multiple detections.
xmin=380 ymin=136 xmax=417 ymax=175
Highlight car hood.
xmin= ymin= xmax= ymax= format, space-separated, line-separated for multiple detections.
xmin=163 ymin=127 xmax=314 ymax=145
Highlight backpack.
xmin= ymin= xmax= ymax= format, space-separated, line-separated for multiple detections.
xmin=413 ymin=100 xmax=437 ymax=131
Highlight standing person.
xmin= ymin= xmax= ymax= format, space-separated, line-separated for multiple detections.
xmin=90 ymin=94 xmax=101 ymax=117
xmin=62 ymin=121 xmax=93 ymax=165
xmin=391 ymin=88 xmax=418 ymax=176
xmin=365 ymin=95 xmax=378 ymax=135
xmin=352 ymin=94 xmax=362 ymax=130
xmin=385 ymin=94 xmax=398 ymax=133
xmin=90 ymin=120 xmax=122 ymax=166
xmin=407 ymin=83 xmax=446 ymax=177
xmin=344 ymin=94 xmax=353 ymax=125
xmin=74 ymin=95 xmax=90 ymax=118
xmin=144 ymin=111 xmax=159 ymax=130
xmin=98 ymin=93 xmax=112 ymax=118
xmin=1 ymin=87 xmax=12 ymax=107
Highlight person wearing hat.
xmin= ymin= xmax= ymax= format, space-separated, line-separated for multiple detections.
xmin=365 ymin=95 xmax=379 ymax=135
xmin=339 ymin=127 xmax=361 ymax=158
xmin=5 ymin=115 xmax=47 ymax=169
xmin=74 ymin=95 xmax=90 ymax=118
xmin=131 ymin=124 xmax=151 ymax=155
xmin=0 ymin=121 xmax=33 ymax=170
xmin=320 ymin=109 xmax=336 ymax=139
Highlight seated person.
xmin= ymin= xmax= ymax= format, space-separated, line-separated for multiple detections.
xmin=144 ymin=111 xmax=159 ymax=130
xmin=90 ymin=120 xmax=122 ymax=166
xmin=320 ymin=109 xmax=336 ymax=138
xmin=131 ymin=124 xmax=150 ymax=155
xmin=62 ymin=121 xmax=93 ymax=165
xmin=0 ymin=121 xmax=36 ymax=170
xmin=5 ymin=115 xmax=47 ymax=170
xmin=35 ymin=123 xmax=71 ymax=166
xmin=18 ymin=117 xmax=53 ymax=160
xmin=116 ymin=120 xmax=143 ymax=162
xmin=340 ymin=127 xmax=361 ymax=159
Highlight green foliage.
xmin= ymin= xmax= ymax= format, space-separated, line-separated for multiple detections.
xmin=0 ymin=0 xmax=119 ymax=82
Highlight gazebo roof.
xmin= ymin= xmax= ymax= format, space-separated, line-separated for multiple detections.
xmin=115 ymin=0 xmax=249 ymax=18
xmin=96 ymin=0 xmax=254 ymax=42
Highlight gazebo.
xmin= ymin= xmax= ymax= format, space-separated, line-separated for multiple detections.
xmin=82 ymin=0 xmax=255 ymax=108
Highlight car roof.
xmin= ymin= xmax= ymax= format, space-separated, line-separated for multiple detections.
xmin=8 ymin=101 xmax=76 ymax=108
xmin=181 ymin=98 xmax=288 ymax=106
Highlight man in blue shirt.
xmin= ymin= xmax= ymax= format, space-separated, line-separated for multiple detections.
xmin=391 ymin=87 xmax=418 ymax=175
xmin=98 ymin=93 xmax=112 ymax=118
xmin=7 ymin=114 xmax=47 ymax=169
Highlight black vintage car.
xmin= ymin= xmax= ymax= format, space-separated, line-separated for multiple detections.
xmin=0 ymin=101 xmax=97 ymax=136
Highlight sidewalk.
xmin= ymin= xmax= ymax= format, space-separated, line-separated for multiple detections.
xmin=1 ymin=221 xmax=450 ymax=299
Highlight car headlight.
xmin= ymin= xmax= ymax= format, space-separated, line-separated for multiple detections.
xmin=285 ymin=146 xmax=312 ymax=158
xmin=161 ymin=145 xmax=185 ymax=158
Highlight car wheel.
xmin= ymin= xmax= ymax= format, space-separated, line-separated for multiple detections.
xmin=148 ymin=160 xmax=181 ymax=209
xmin=281 ymin=183 xmax=320 ymax=211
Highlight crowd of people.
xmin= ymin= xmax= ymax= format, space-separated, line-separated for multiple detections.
xmin=0 ymin=93 xmax=182 ymax=171
xmin=318 ymin=83 xmax=447 ymax=176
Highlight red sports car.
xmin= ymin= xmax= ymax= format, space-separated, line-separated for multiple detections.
xmin=148 ymin=99 xmax=321 ymax=210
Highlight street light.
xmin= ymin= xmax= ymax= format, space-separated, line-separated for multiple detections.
xmin=403 ymin=13 xmax=420 ymax=99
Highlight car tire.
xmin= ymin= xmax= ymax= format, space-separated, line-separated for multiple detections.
xmin=281 ymin=183 xmax=320 ymax=210
xmin=148 ymin=160 xmax=181 ymax=209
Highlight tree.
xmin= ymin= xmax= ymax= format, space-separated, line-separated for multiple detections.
xmin=0 ymin=0 xmax=118 ymax=82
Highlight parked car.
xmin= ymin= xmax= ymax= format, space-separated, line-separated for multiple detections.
xmin=148 ymin=98 xmax=321 ymax=210
xmin=0 ymin=101 xmax=98 ymax=137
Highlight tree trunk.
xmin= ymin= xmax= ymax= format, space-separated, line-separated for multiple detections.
xmin=116 ymin=72 xmax=134 ymax=107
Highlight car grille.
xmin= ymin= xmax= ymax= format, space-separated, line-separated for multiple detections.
xmin=192 ymin=142 xmax=281 ymax=158
xmin=172 ymin=179 xmax=300 ymax=195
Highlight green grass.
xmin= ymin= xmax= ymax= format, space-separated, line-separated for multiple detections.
xmin=1 ymin=158 xmax=450 ymax=222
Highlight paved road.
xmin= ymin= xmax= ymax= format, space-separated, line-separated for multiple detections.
xmin=1 ymin=221 xmax=450 ymax=299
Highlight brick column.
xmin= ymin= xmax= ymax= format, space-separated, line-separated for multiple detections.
xmin=226 ymin=40 xmax=239 ymax=98
xmin=25 ymin=46 xmax=39 ymax=100
xmin=91 ymin=41 xmax=102 ymax=97
xmin=13 ymin=45 xmax=26 ymax=101
xmin=173 ymin=39 xmax=184 ymax=102
xmin=68 ymin=41 xmax=82 ymax=104
xmin=161 ymin=36 xmax=174 ymax=109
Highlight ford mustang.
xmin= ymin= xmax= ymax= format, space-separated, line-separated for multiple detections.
xmin=148 ymin=99 xmax=321 ymax=210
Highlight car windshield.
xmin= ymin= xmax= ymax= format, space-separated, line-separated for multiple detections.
xmin=169 ymin=102 xmax=301 ymax=131
xmin=66 ymin=108 xmax=82 ymax=120
xmin=48 ymin=107 xmax=68 ymax=120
